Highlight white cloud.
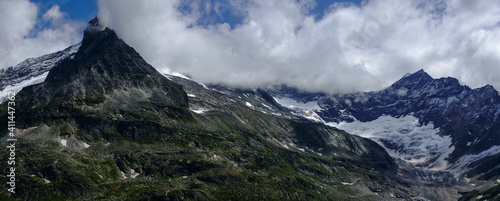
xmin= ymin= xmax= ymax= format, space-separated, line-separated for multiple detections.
xmin=0 ymin=0 xmax=85 ymax=69
xmin=42 ymin=4 xmax=65 ymax=26
xmin=6 ymin=0 xmax=497 ymax=94
xmin=97 ymin=0 xmax=383 ymax=93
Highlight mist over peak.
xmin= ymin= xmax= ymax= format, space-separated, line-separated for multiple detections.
xmin=84 ymin=16 xmax=105 ymax=33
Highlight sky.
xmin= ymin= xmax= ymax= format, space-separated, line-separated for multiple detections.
xmin=1 ymin=0 xmax=500 ymax=94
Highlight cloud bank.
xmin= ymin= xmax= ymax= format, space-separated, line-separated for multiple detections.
xmin=97 ymin=0 xmax=500 ymax=93
xmin=0 ymin=0 xmax=85 ymax=69
xmin=5 ymin=0 xmax=498 ymax=94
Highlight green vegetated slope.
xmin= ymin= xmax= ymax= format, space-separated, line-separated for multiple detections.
xmin=1 ymin=21 xmax=413 ymax=200
xmin=459 ymin=184 xmax=500 ymax=201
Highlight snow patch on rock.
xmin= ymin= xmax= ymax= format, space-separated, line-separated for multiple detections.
xmin=162 ymin=69 xmax=209 ymax=89
xmin=191 ymin=108 xmax=207 ymax=114
xmin=0 ymin=72 xmax=48 ymax=103
xmin=273 ymin=97 xmax=321 ymax=110
xmin=245 ymin=102 xmax=254 ymax=109
xmin=273 ymin=97 xmax=324 ymax=122
xmin=130 ymin=169 xmax=139 ymax=179
xmin=61 ymin=139 xmax=68 ymax=147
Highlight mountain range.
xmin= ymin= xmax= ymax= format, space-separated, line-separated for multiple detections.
xmin=1 ymin=18 xmax=499 ymax=201
xmin=266 ymin=69 xmax=500 ymax=181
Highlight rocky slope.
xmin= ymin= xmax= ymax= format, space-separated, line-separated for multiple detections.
xmin=0 ymin=18 xmax=415 ymax=201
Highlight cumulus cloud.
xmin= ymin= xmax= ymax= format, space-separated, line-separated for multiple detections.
xmin=0 ymin=0 xmax=85 ymax=69
xmin=95 ymin=0 xmax=500 ymax=92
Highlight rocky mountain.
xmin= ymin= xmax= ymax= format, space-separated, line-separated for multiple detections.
xmin=266 ymin=69 xmax=500 ymax=198
xmin=0 ymin=18 xmax=416 ymax=201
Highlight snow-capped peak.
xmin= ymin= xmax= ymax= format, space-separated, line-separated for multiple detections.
xmin=0 ymin=43 xmax=81 ymax=103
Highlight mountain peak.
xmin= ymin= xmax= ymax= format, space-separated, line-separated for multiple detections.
xmin=84 ymin=16 xmax=105 ymax=33
xmin=45 ymin=24 xmax=123 ymax=83
xmin=408 ymin=69 xmax=432 ymax=79
xmin=477 ymin=84 xmax=499 ymax=96
xmin=30 ymin=21 xmax=189 ymax=109
xmin=391 ymin=69 xmax=433 ymax=89
xmin=80 ymin=17 xmax=118 ymax=52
